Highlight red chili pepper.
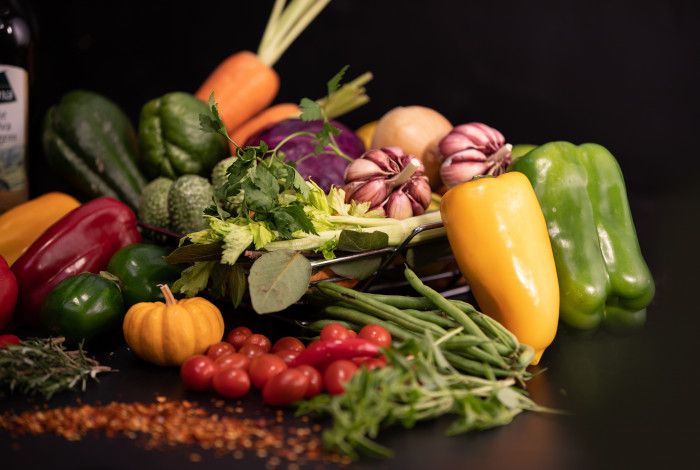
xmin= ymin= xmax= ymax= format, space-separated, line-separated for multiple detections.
xmin=12 ymin=197 xmax=141 ymax=325
xmin=0 ymin=256 xmax=18 ymax=330
xmin=289 ymin=338 xmax=380 ymax=368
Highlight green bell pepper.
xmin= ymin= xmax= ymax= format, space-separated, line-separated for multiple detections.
xmin=40 ymin=273 xmax=125 ymax=344
xmin=138 ymin=92 xmax=228 ymax=178
xmin=511 ymin=142 xmax=654 ymax=330
xmin=107 ymin=243 xmax=182 ymax=306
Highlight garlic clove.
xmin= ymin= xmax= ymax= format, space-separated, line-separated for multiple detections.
xmin=404 ymin=177 xmax=432 ymax=208
xmin=364 ymin=149 xmax=400 ymax=173
xmin=383 ymin=191 xmax=414 ymax=220
xmin=344 ymin=157 xmax=387 ymax=181
xmin=440 ymin=154 xmax=492 ymax=188
xmin=344 ymin=178 xmax=390 ymax=207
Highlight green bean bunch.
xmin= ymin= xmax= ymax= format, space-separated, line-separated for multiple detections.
xmin=311 ymin=266 xmax=534 ymax=381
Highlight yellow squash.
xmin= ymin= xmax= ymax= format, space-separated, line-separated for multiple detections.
xmin=440 ymin=172 xmax=559 ymax=364
xmin=123 ymin=284 xmax=224 ymax=366
xmin=0 ymin=192 xmax=80 ymax=265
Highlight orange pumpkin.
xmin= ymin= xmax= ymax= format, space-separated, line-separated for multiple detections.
xmin=123 ymin=284 xmax=224 ymax=366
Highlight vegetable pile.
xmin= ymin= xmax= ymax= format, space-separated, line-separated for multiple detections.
xmin=0 ymin=0 xmax=658 ymax=465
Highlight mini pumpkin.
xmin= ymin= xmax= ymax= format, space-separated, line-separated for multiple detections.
xmin=123 ymin=284 xmax=224 ymax=366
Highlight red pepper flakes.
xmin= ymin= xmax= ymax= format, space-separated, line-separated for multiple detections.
xmin=0 ymin=398 xmax=350 ymax=466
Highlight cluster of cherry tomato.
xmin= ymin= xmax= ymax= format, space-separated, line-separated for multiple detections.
xmin=179 ymin=323 xmax=392 ymax=407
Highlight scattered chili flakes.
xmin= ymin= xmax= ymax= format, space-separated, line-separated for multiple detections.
xmin=0 ymin=399 xmax=345 ymax=466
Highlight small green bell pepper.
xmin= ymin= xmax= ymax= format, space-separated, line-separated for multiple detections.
xmin=41 ymin=273 xmax=125 ymax=344
xmin=511 ymin=142 xmax=654 ymax=330
xmin=107 ymin=243 xmax=182 ymax=306
xmin=138 ymin=92 xmax=228 ymax=178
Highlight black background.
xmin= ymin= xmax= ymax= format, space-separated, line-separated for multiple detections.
xmin=4 ymin=0 xmax=700 ymax=469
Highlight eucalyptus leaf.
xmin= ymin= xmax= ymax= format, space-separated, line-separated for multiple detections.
xmin=330 ymin=257 xmax=382 ymax=280
xmin=248 ymin=250 xmax=312 ymax=314
xmin=336 ymin=230 xmax=389 ymax=252
xmin=164 ymin=242 xmax=224 ymax=264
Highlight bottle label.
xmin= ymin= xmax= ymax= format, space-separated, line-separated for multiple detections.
xmin=0 ymin=64 xmax=28 ymax=193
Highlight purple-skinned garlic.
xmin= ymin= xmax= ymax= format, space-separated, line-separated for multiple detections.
xmin=438 ymin=123 xmax=512 ymax=188
xmin=343 ymin=147 xmax=431 ymax=219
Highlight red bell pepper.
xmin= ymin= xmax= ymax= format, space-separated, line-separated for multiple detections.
xmin=289 ymin=338 xmax=380 ymax=368
xmin=0 ymin=255 xmax=18 ymax=330
xmin=12 ymin=197 xmax=141 ymax=326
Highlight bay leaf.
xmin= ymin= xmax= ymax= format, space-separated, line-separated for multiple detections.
xmin=248 ymin=250 xmax=311 ymax=314
xmin=336 ymin=230 xmax=389 ymax=252
xmin=164 ymin=242 xmax=224 ymax=265
xmin=228 ymin=264 xmax=247 ymax=308
xmin=330 ymin=256 xmax=382 ymax=280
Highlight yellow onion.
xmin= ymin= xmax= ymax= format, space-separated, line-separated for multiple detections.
xmin=439 ymin=123 xmax=512 ymax=188
xmin=343 ymin=147 xmax=431 ymax=219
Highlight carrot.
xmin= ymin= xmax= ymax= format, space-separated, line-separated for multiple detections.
xmin=229 ymin=102 xmax=300 ymax=149
xmin=196 ymin=51 xmax=280 ymax=133
xmin=195 ymin=0 xmax=331 ymax=133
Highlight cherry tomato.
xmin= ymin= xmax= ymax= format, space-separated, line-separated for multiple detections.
xmin=320 ymin=323 xmax=352 ymax=342
xmin=206 ymin=342 xmax=236 ymax=360
xmin=226 ymin=326 xmax=252 ymax=349
xmin=362 ymin=357 xmax=387 ymax=371
xmin=249 ymin=354 xmax=287 ymax=389
xmin=180 ymin=355 xmax=216 ymax=391
xmin=215 ymin=352 xmax=250 ymax=371
xmin=212 ymin=367 xmax=251 ymax=399
xmin=359 ymin=324 xmax=392 ymax=348
xmin=274 ymin=348 xmax=301 ymax=365
xmin=0 ymin=334 xmax=20 ymax=348
xmin=346 ymin=329 xmax=357 ymax=338
xmin=239 ymin=343 xmax=266 ymax=360
xmin=271 ymin=336 xmax=305 ymax=353
xmin=296 ymin=365 xmax=323 ymax=398
xmin=242 ymin=334 xmax=272 ymax=353
xmin=324 ymin=360 xmax=358 ymax=395
xmin=263 ymin=369 xmax=309 ymax=406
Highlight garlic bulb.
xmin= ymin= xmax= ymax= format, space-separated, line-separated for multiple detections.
xmin=438 ymin=123 xmax=512 ymax=188
xmin=343 ymin=147 xmax=431 ymax=219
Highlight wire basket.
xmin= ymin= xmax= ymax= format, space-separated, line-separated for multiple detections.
xmin=138 ymin=219 xmax=468 ymax=298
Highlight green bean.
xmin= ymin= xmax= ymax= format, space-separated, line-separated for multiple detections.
xmin=358 ymin=293 xmax=435 ymax=310
xmin=306 ymin=319 xmax=359 ymax=332
xmin=402 ymin=309 xmax=457 ymax=329
xmin=443 ymin=351 xmax=513 ymax=378
xmin=404 ymin=268 xmax=504 ymax=364
xmin=323 ymin=306 xmax=415 ymax=341
xmin=317 ymin=283 xmax=447 ymax=337
xmin=450 ymin=300 xmax=519 ymax=352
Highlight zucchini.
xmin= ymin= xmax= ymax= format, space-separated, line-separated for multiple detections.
xmin=42 ymin=90 xmax=147 ymax=208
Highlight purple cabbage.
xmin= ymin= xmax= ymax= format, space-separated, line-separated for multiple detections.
xmin=246 ymin=119 xmax=365 ymax=192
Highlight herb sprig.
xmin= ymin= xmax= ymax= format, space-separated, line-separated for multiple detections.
xmin=0 ymin=337 xmax=112 ymax=400
xmin=296 ymin=331 xmax=552 ymax=459
xmin=199 ymin=67 xmax=357 ymax=239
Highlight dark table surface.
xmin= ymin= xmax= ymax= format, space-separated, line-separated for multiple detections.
xmin=3 ymin=184 xmax=699 ymax=470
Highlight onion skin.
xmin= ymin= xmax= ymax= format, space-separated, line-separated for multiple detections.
xmin=246 ymin=119 xmax=365 ymax=191
xmin=371 ymin=106 xmax=452 ymax=190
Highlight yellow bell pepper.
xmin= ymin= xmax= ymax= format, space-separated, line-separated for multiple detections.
xmin=355 ymin=121 xmax=377 ymax=150
xmin=440 ymin=172 xmax=559 ymax=364
xmin=0 ymin=192 xmax=80 ymax=265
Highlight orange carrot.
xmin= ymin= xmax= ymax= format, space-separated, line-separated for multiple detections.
xmin=196 ymin=51 xmax=280 ymax=133
xmin=195 ymin=1 xmax=331 ymax=133
xmin=230 ymin=103 xmax=300 ymax=149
